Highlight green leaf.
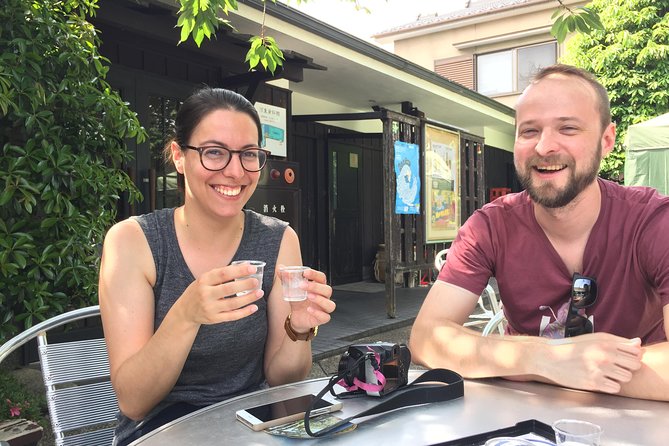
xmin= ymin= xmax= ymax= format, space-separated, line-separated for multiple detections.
xmin=266 ymin=54 xmax=277 ymax=73
xmin=573 ymin=14 xmax=590 ymax=34
xmin=194 ymin=27 xmax=205 ymax=46
xmin=249 ymin=36 xmax=263 ymax=50
xmin=581 ymin=8 xmax=604 ymax=31
xmin=551 ymin=8 xmax=565 ymax=20
xmin=179 ymin=16 xmax=195 ymax=44
xmin=13 ymin=252 xmax=27 ymax=269
xmin=40 ymin=218 xmax=58 ymax=229
xmin=245 ymin=48 xmax=260 ymax=69
xmin=0 ymin=188 xmax=14 ymax=206
xmin=551 ymin=15 xmax=568 ymax=43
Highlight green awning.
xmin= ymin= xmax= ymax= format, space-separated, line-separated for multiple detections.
xmin=624 ymin=113 xmax=669 ymax=196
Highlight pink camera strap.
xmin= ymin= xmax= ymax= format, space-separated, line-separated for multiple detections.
xmin=336 ymin=348 xmax=386 ymax=393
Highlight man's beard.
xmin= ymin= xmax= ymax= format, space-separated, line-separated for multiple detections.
xmin=516 ymin=143 xmax=602 ymax=209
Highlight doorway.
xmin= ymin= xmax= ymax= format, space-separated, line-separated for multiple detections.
xmin=328 ymin=142 xmax=363 ymax=285
xmin=107 ymin=67 xmax=194 ymax=216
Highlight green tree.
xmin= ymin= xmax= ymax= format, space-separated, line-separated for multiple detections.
xmin=551 ymin=1 xmax=604 ymax=43
xmin=562 ymin=0 xmax=669 ymax=181
xmin=0 ymin=0 xmax=144 ymax=342
xmin=176 ymin=0 xmax=369 ymax=73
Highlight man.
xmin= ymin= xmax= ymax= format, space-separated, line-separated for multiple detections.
xmin=410 ymin=64 xmax=669 ymax=401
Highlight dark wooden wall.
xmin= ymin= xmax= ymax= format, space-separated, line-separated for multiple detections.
xmin=329 ymin=130 xmax=385 ymax=280
xmin=461 ymin=133 xmax=486 ymax=217
xmin=383 ymin=114 xmax=488 ymax=316
xmin=291 ymin=122 xmax=329 ymax=272
xmin=484 ymin=146 xmax=521 ymax=199
xmin=290 ymin=121 xmax=383 ymax=278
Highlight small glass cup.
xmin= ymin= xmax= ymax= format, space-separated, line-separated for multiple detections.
xmin=231 ymin=260 xmax=265 ymax=296
xmin=552 ymin=419 xmax=602 ymax=446
xmin=279 ymin=266 xmax=309 ymax=301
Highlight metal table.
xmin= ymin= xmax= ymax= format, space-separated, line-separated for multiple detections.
xmin=130 ymin=370 xmax=667 ymax=445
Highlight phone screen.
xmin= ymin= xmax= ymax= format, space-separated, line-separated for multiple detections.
xmin=245 ymin=394 xmax=332 ymax=423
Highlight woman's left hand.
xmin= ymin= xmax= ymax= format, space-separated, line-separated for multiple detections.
xmin=287 ymin=268 xmax=335 ymax=333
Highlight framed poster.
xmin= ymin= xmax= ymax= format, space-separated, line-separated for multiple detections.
xmin=424 ymin=125 xmax=460 ymax=243
xmin=254 ymin=102 xmax=287 ymax=157
xmin=394 ymin=141 xmax=420 ymax=215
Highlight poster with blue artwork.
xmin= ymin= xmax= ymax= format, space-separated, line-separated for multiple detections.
xmin=394 ymin=141 xmax=420 ymax=214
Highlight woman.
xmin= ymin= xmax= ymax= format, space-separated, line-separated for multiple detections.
xmin=99 ymin=87 xmax=335 ymax=445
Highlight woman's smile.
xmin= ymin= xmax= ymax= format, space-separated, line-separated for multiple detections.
xmin=213 ymin=184 xmax=243 ymax=197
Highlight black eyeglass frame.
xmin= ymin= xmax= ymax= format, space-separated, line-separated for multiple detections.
xmin=564 ymin=273 xmax=598 ymax=338
xmin=184 ymin=145 xmax=271 ymax=172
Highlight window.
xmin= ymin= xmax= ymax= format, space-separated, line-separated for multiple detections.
xmin=476 ymin=42 xmax=556 ymax=96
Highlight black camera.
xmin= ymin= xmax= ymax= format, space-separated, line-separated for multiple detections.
xmin=337 ymin=342 xmax=411 ymax=397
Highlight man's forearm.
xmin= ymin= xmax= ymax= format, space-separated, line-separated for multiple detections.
xmin=409 ymin=319 xmax=544 ymax=378
xmin=619 ymin=341 xmax=669 ymax=401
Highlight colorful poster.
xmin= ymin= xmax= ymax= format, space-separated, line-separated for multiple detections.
xmin=394 ymin=141 xmax=420 ymax=215
xmin=254 ymin=102 xmax=287 ymax=157
xmin=425 ymin=125 xmax=460 ymax=242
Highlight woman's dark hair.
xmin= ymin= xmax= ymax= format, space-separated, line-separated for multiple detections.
xmin=163 ymin=87 xmax=262 ymax=162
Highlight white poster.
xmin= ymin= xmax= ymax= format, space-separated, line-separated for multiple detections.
xmin=254 ymin=102 xmax=287 ymax=157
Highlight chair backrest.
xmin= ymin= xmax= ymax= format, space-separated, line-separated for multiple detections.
xmin=0 ymin=306 xmax=117 ymax=446
xmin=434 ymin=248 xmax=449 ymax=272
xmin=433 ymin=248 xmax=504 ymax=335
xmin=482 ymin=311 xmax=507 ymax=337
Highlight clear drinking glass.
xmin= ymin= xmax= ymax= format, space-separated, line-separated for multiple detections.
xmin=231 ymin=260 xmax=265 ymax=296
xmin=552 ymin=419 xmax=602 ymax=446
xmin=279 ymin=266 xmax=309 ymax=301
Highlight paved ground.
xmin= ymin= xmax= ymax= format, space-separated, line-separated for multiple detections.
xmin=309 ymin=278 xmax=495 ymax=376
xmin=311 ymin=281 xmax=429 ymax=361
xmin=308 ymin=324 xmax=416 ymax=379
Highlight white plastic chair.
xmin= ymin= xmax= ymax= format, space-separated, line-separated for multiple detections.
xmin=481 ymin=310 xmax=507 ymax=336
xmin=0 ymin=306 xmax=117 ymax=446
xmin=434 ymin=249 xmax=504 ymax=335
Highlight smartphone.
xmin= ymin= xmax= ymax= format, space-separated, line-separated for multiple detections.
xmin=235 ymin=393 xmax=343 ymax=431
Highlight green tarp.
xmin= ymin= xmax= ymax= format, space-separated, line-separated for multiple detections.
xmin=624 ymin=112 xmax=669 ymax=196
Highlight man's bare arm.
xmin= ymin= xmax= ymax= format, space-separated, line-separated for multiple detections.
xmin=616 ymin=305 xmax=669 ymax=401
xmin=409 ymin=281 xmax=669 ymax=401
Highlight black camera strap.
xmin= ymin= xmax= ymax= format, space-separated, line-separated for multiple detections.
xmin=304 ymin=368 xmax=464 ymax=437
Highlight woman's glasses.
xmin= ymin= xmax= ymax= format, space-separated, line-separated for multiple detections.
xmin=564 ymin=273 xmax=598 ymax=337
xmin=185 ymin=145 xmax=270 ymax=172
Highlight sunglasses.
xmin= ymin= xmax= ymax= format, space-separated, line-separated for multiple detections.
xmin=564 ymin=273 xmax=598 ymax=338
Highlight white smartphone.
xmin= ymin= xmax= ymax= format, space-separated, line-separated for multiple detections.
xmin=235 ymin=393 xmax=343 ymax=431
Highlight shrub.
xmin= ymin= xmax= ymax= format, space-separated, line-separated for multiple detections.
xmin=0 ymin=370 xmax=47 ymax=424
xmin=0 ymin=0 xmax=145 ymax=342
xmin=563 ymin=0 xmax=669 ymax=181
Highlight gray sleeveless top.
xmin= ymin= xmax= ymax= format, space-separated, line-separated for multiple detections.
xmin=113 ymin=208 xmax=287 ymax=444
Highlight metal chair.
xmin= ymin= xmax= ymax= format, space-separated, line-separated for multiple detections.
xmin=0 ymin=306 xmax=117 ymax=446
xmin=434 ymin=249 xmax=504 ymax=334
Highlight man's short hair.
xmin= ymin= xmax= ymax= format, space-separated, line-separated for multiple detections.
xmin=531 ymin=64 xmax=611 ymax=131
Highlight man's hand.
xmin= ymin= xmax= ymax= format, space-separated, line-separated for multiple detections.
xmin=540 ymin=334 xmax=642 ymax=394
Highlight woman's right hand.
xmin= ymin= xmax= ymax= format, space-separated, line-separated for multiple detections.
xmin=175 ymin=263 xmax=264 ymax=325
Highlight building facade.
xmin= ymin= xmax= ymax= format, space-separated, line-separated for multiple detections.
xmin=374 ymin=0 xmax=586 ymax=109
xmin=373 ymin=0 xmax=586 ymax=202
xmin=92 ymin=0 xmax=516 ymax=307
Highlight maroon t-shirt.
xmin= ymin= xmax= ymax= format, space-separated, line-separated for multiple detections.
xmin=439 ymin=179 xmax=669 ymax=344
